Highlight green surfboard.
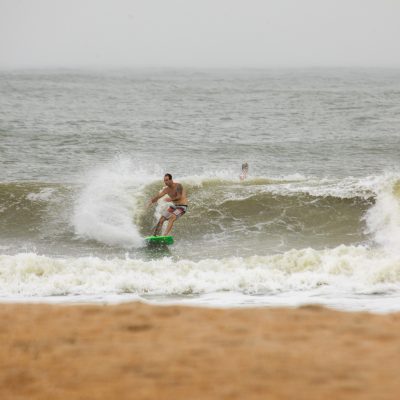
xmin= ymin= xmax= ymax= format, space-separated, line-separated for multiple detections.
xmin=145 ymin=236 xmax=174 ymax=245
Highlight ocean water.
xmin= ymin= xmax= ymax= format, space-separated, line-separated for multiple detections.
xmin=1 ymin=68 xmax=400 ymax=312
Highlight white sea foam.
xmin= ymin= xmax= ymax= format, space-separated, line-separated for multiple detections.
xmin=27 ymin=188 xmax=56 ymax=202
xmin=265 ymin=176 xmax=376 ymax=199
xmin=1 ymin=245 xmax=400 ymax=300
xmin=72 ymin=158 xmax=159 ymax=248
xmin=182 ymin=171 xmax=380 ymax=200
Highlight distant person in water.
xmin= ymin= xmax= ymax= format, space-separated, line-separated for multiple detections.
xmin=148 ymin=173 xmax=188 ymax=236
xmin=240 ymin=162 xmax=249 ymax=180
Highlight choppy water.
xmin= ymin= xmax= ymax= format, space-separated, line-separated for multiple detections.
xmin=1 ymin=68 xmax=400 ymax=312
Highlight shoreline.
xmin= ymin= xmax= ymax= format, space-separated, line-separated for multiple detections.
xmin=2 ymin=302 xmax=400 ymax=399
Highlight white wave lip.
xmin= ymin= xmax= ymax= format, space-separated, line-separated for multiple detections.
xmin=1 ymin=245 xmax=400 ymax=297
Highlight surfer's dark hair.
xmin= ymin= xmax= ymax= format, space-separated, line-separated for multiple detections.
xmin=164 ymin=173 xmax=172 ymax=180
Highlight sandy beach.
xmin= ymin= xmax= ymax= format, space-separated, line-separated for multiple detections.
xmin=1 ymin=303 xmax=400 ymax=400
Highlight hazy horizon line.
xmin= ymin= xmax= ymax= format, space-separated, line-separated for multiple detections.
xmin=1 ymin=64 xmax=400 ymax=72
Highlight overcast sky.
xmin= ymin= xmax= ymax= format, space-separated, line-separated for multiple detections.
xmin=1 ymin=0 xmax=400 ymax=69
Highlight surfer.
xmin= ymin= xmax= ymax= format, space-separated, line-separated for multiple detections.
xmin=148 ymin=173 xmax=188 ymax=236
xmin=240 ymin=162 xmax=249 ymax=180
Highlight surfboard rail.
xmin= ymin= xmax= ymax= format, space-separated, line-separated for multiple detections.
xmin=145 ymin=236 xmax=174 ymax=245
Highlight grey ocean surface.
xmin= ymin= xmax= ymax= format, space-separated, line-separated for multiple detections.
xmin=1 ymin=68 xmax=400 ymax=311
xmin=1 ymin=68 xmax=400 ymax=181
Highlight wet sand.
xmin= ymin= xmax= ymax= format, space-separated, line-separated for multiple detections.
xmin=1 ymin=302 xmax=400 ymax=400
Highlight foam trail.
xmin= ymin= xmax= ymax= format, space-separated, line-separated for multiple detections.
xmin=72 ymin=158 xmax=157 ymax=248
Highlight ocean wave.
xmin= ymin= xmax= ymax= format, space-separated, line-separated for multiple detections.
xmin=1 ymin=169 xmax=400 ymax=254
xmin=1 ymin=245 xmax=400 ymax=298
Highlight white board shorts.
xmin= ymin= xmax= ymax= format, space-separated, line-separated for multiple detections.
xmin=162 ymin=204 xmax=188 ymax=220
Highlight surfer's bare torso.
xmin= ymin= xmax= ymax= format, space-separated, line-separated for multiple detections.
xmin=161 ymin=182 xmax=188 ymax=206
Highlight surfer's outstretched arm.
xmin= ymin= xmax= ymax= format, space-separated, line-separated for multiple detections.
xmin=148 ymin=188 xmax=167 ymax=207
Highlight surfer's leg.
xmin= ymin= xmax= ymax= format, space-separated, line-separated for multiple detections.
xmin=164 ymin=214 xmax=177 ymax=236
xmin=153 ymin=217 xmax=166 ymax=236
